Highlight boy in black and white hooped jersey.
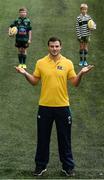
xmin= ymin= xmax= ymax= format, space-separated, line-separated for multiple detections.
xmin=76 ymin=3 xmax=96 ymax=66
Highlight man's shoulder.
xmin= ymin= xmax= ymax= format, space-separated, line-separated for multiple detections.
xmin=61 ymin=55 xmax=73 ymax=65
xmin=36 ymin=55 xmax=48 ymax=64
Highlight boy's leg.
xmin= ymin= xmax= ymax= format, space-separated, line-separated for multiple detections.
xmin=83 ymin=42 xmax=88 ymax=66
xmin=18 ymin=48 xmax=23 ymax=67
xmin=22 ymin=48 xmax=27 ymax=68
xmin=79 ymin=42 xmax=84 ymax=66
xmin=15 ymin=41 xmax=23 ymax=67
xmin=22 ymin=42 xmax=29 ymax=68
xmin=16 ymin=41 xmax=28 ymax=68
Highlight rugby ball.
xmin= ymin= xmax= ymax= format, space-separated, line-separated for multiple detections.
xmin=88 ymin=20 xmax=96 ymax=30
xmin=9 ymin=26 xmax=18 ymax=36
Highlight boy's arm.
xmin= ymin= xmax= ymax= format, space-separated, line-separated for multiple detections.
xmin=27 ymin=19 xmax=32 ymax=43
xmin=76 ymin=18 xmax=81 ymax=40
xmin=9 ymin=19 xmax=17 ymax=28
xmin=8 ymin=20 xmax=17 ymax=36
xmin=8 ymin=27 xmax=12 ymax=36
xmin=28 ymin=30 xmax=32 ymax=44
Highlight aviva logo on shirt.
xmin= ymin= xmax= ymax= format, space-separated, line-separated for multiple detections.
xmin=57 ymin=66 xmax=64 ymax=70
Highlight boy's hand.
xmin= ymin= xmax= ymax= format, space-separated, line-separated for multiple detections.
xmin=8 ymin=27 xmax=12 ymax=36
xmin=28 ymin=39 xmax=31 ymax=44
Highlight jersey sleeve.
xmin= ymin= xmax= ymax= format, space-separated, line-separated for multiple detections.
xmin=9 ymin=19 xmax=18 ymax=28
xmin=27 ymin=18 xmax=32 ymax=31
xmin=67 ymin=62 xmax=77 ymax=79
xmin=76 ymin=17 xmax=81 ymax=39
xmin=28 ymin=22 xmax=32 ymax=31
xmin=33 ymin=61 xmax=41 ymax=78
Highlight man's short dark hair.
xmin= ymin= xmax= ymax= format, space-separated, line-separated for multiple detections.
xmin=48 ymin=37 xmax=62 ymax=46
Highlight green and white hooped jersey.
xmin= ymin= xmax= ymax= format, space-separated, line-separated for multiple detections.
xmin=10 ymin=17 xmax=32 ymax=41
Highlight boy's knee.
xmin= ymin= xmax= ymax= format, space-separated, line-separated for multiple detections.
xmin=19 ymin=48 xmax=26 ymax=54
xmin=84 ymin=49 xmax=88 ymax=54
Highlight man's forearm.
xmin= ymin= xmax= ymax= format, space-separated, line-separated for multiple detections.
xmin=70 ymin=72 xmax=83 ymax=87
xmin=24 ymin=71 xmax=37 ymax=85
xmin=70 ymin=65 xmax=94 ymax=87
xmin=74 ymin=71 xmax=83 ymax=87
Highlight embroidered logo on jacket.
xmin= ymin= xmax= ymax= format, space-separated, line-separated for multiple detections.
xmin=57 ymin=66 xmax=63 ymax=70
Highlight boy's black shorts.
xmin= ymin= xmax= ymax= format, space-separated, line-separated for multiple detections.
xmin=78 ymin=36 xmax=90 ymax=43
xmin=15 ymin=40 xmax=29 ymax=48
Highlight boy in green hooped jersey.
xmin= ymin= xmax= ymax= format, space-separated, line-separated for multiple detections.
xmin=9 ymin=7 xmax=32 ymax=69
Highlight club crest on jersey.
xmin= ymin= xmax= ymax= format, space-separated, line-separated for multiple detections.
xmin=18 ymin=21 xmax=21 ymax=25
xmin=57 ymin=66 xmax=63 ymax=70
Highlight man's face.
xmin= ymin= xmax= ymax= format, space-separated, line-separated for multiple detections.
xmin=48 ymin=41 xmax=62 ymax=56
xmin=19 ymin=10 xmax=27 ymax=18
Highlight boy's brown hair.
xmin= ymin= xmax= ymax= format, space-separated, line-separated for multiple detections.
xmin=19 ymin=7 xmax=28 ymax=12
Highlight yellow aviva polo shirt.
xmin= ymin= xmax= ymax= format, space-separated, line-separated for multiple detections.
xmin=33 ymin=55 xmax=77 ymax=107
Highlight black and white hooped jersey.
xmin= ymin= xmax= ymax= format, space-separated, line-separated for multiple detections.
xmin=76 ymin=14 xmax=91 ymax=38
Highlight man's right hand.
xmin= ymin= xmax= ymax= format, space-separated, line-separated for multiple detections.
xmin=15 ymin=66 xmax=27 ymax=75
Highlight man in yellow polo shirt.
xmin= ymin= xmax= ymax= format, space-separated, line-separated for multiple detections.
xmin=34 ymin=52 xmax=77 ymax=107
xmin=15 ymin=37 xmax=94 ymax=177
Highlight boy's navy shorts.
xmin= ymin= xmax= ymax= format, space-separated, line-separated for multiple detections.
xmin=15 ymin=40 xmax=29 ymax=48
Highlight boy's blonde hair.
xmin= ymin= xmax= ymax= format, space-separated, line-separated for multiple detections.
xmin=80 ymin=3 xmax=88 ymax=9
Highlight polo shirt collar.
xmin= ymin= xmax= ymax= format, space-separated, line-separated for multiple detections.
xmin=48 ymin=54 xmax=62 ymax=64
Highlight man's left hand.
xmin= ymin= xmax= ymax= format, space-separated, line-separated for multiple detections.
xmin=81 ymin=65 xmax=94 ymax=74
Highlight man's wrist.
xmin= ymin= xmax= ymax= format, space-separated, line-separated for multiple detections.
xmin=79 ymin=70 xmax=83 ymax=77
xmin=24 ymin=71 xmax=28 ymax=77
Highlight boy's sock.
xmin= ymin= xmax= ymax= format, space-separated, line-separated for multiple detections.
xmin=79 ymin=50 xmax=84 ymax=61
xmin=18 ymin=54 xmax=23 ymax=64
xmin=84 ymin=49 xmax=88 ymax=61
xmin=22 ymin=54 xmax=27 ymax=64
